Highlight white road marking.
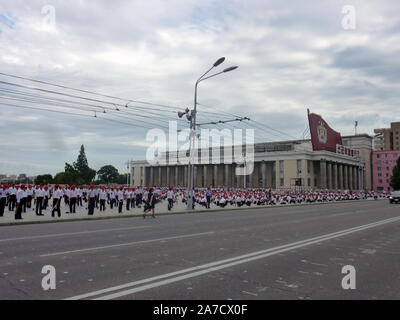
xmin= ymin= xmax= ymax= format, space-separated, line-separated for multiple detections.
xmin=64 ymin=215 xmax=400 ymax=300
xmin=40 ymin=231 xmax=215 ymax=257
xmin=0 ymin=226 xmax=152 ymax=242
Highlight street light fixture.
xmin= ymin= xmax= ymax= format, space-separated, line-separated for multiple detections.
xmin=184 ymin=57 xmax=238 ymax=210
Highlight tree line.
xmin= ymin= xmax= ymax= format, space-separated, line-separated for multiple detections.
xmin=34 ymin=145 xmax=128 ymax=185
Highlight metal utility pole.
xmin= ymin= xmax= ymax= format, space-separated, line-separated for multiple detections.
xmin=126 ymin=160 xmax=130 ymax=186
xmin=178 ymin=57 xmax=239 ymax=211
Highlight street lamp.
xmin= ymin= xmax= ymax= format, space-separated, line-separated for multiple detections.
xmin=184 ymin=58 xmax=239 ymax=210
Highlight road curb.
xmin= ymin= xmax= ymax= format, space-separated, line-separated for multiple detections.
xmin=0 ymin=198 xmax=386 ymax=227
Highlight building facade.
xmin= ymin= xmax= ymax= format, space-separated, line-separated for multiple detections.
xmin=131 ymin=135 xmax=373 ymax=191
xmin=373 ymin=122 xmax=400 ymax=151
xmin=372 ymin=150 xmax=400 ymax=191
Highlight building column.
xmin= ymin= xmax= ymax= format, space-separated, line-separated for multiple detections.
xmin=203 ymin=165 xmax=207 ymax=187
xmin=350 ymin=165 xmax=354 ymax=190
xmin=261 ymin=161 xmax=266 ymax=187
xmin=193 ymin=166 xmax=198 ymax=187
xmin=213 ymin=165 xmax=218 ymax=187
xmin=158 ymin=167 xmax=161 ymax=186
xmin=184 ymin=166 xmax=188 ymax=187
xmin=247 ymin=164 xmax=253 ymax=188
xmin=343 ymin=165 xmax=348 ymax=190
xmin=327 ymin=161 xmax=332 ymax=190
xmin=320 ymin=159 xmax=327 ymax=189
xmin=149 ymin=167 xmax=154 ymax=186
xmin=175 ymin=166 xmax=179 ymax=186
xmin=166 ymin=167 xmax=170 ymax=187
xmin=353 ymin=166 xmax=357 ymax=190
xmin=338 ymin=164 xmax=343 ymax=189
xmin=225 ymin=164 xmax=231 ymax=187
xmin=143 ymin=166 xmax=148 ymax=186
xmin=332 ymin=163 xmax=338 ymax=190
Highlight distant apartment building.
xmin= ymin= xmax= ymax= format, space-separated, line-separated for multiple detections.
xmin=374 ymin=122 xmax=400 ymax=151
xmin=372 ymin=150 xmax=400 ymax=191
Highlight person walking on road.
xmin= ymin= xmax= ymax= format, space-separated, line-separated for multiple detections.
xmin=143 ymin=187 xmax=156 ymax=219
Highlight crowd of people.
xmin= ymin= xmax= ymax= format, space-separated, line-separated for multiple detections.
xmin=0 ymin=183 xmax=390 ymax=220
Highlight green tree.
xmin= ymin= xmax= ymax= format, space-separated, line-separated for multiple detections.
xmin=390 ymin=157 xmax=400 ymax=191
xmin=97 ymin=165 xmax=119 ymax=184
xmin=71 ymin=145 xmax=96 ymax=184
xmin=116 ymin=173 xmax=128 ymax=185
xmin=34 ymin=174 xmax=53 ymax=185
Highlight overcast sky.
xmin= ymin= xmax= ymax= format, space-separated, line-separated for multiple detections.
xmin=0 ymin=0 xmax=399 ymax=176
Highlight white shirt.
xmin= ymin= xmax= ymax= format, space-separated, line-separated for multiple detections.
xmin=35 ymin=188 xmax=45 ymax=198
xmin=16 ymin=189 xmax=24 ymax=203
xmin=118 ymin=190 xmax=124 ymax=200
xmin=53 ymin=189 xmax=63 ymax=199
xmin=69 ymin=190 xmax=77 ymax=198
xmin=99 ymin=191 xmax=107 ymax=200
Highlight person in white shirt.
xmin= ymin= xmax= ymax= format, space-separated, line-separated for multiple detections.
xmin=51 ymin=185 xmax=63 ymax=217
xmin=88 ymin=185 xmax=96 ymax=215
xmin=117 ymin=186 xmax=124 ymax=213
xmin=21 ymin=185 xmax=28 ymax=213
xmin=167 ymin=187 xmax=174 ymax=211
xmin=35 ymin=185 xmax=45 ymax=216
xmin=77 ymin=187 xmax=83 ymax=207
xmin=109 ymin=189 xmax=116 ymax=209
xmin=15 ymin=185 xmax=25 ymax=220
xmin=69 ymin=185 xmax=78 ymax=213
xmin=0 ymin=184 xmax=7 ymax=217
xmin=99 ymin=186 xmax=107 ymax=212
xmin=125 ymin=187 xmax=131 ymax=211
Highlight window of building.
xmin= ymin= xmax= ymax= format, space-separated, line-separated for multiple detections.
xmin=280 ymin=178 xmax=284 ymax=186
xmin=378 ymin=173 xmax=382 ymax=177
xmin=307 ymin=160 xmax=311 ymax=173
xmin=377 ymin=160 xmax=381 ymax=164
xmin=377 ymin=154 xmax=381 ymax=158
xmin=279 ymin=160 xmax=284 ymax=173
xmin=378 ymin=179 xmax=383 ymax=183
xmin=387 ymin=167 xmax=390 ymax=171
xmin=378 ymin=167 xmax=382 ymax=171
xmin=297 ymin=160 xmax=302 ymax=173
xmin=308 ymin=178 xmax=311 ymax=186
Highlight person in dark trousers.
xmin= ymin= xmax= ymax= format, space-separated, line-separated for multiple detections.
xmin=118 ymin=186 xmax=124 ymax=214
xmin=69 ymin=185 xmax=77 ymax=213
xmin=125 ymin=187 xmax=131 ymax=211
xmin=15 ymin=185 xmax=25 ymax=220
xmin=42 ymin=185 xmax=49 ymax=210
xmin=167 ymin=186 xmax=174 ymax=211
xmin=8 ymin=184 xmax=16 ymax=212
xmin=51 ymin=185 xmax=63 ymax=217
xmin=206 ymin=187 xmax=211 ymax=209
xmin=143 ymin=188 xmax=156 ymax=218
xmin=99 ymin=186 xmax=106 ymax=212
xmin=35 ymin=185 xmax=44 ymax=216
xmin=0 ymin=185 xmax=6 ymax=217
xmin=88 ymin=185 xmax=96 ymax=215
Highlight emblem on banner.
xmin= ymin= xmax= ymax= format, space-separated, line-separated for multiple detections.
xmin=317 ymin=120 xmax=327 ymax=144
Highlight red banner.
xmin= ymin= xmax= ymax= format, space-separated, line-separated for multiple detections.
xmin=307 ymin=110 xmax=343 ymax=153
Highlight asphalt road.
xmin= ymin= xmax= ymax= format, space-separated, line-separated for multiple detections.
xmin=1 ymin=199 xmax=400 ymax=300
